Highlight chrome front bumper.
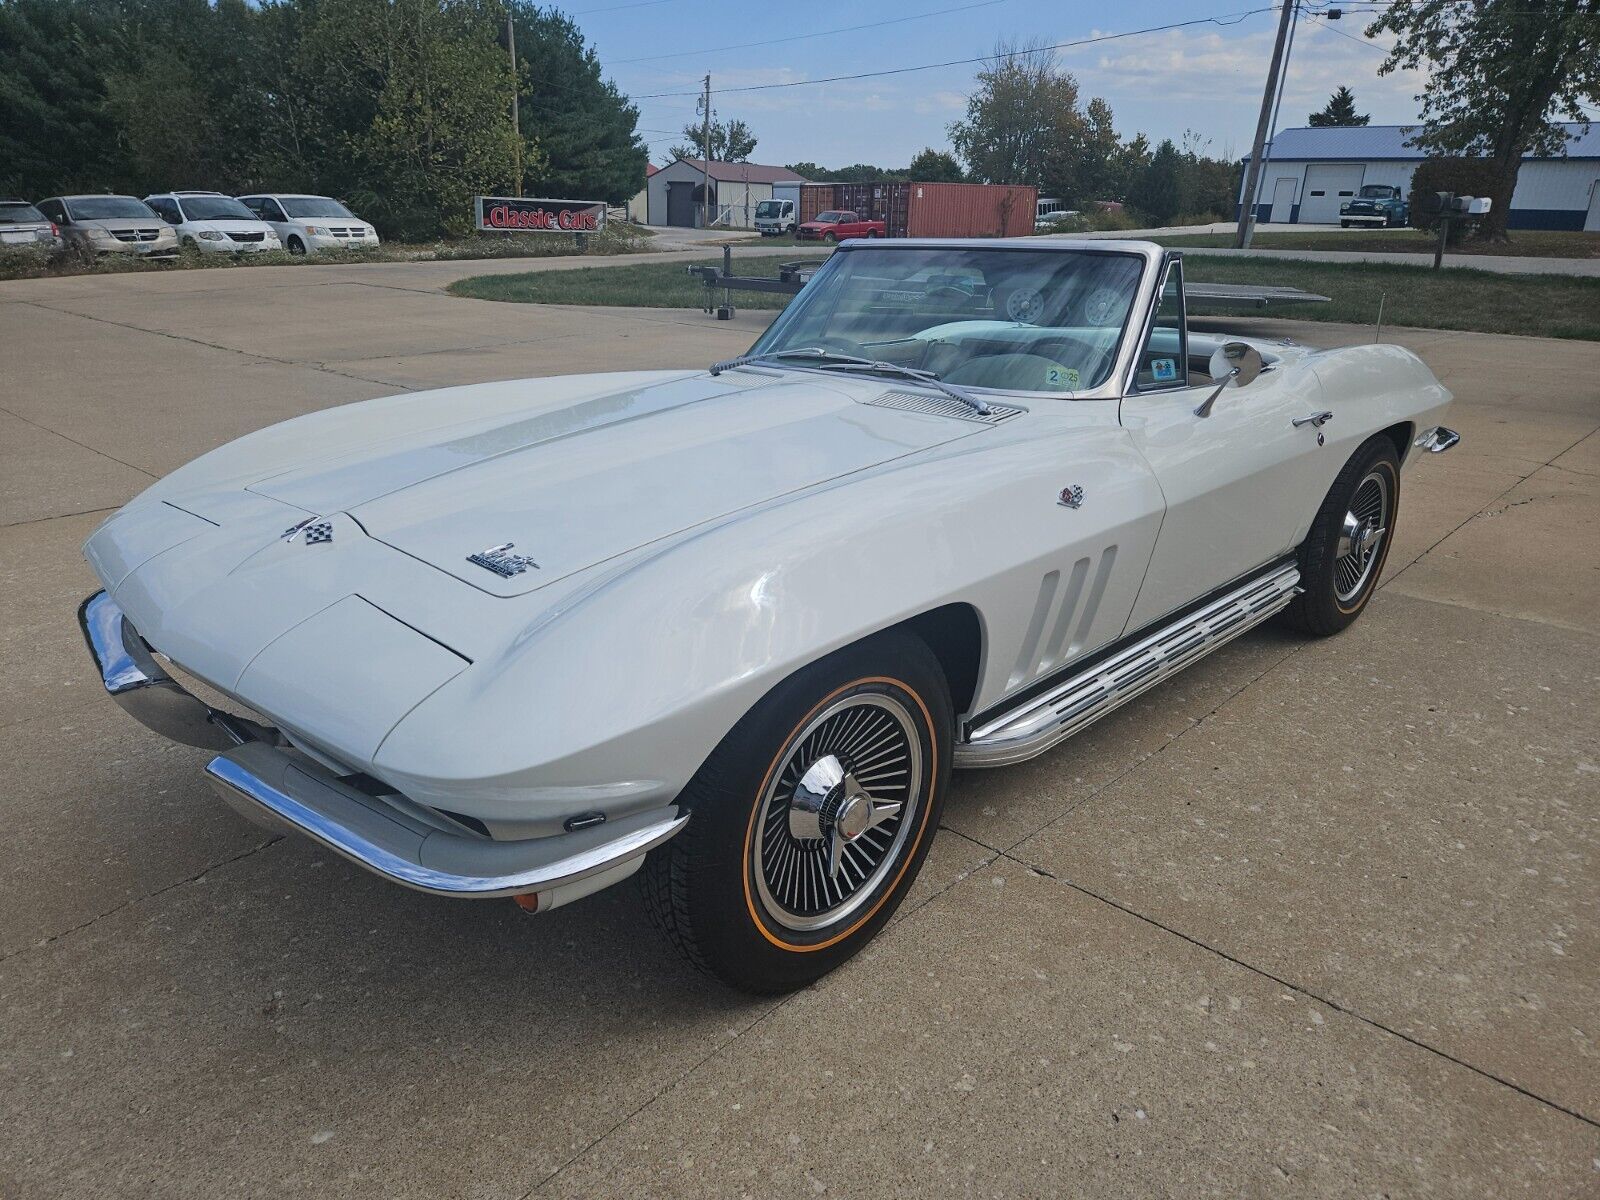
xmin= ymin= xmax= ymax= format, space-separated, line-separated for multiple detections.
xmin=1414 ymin=426 xmax=1461 ymax=454
xmin=78 ymin=590 xmax=688 ymax=901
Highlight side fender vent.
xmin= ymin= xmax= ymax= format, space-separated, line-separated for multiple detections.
xmin=862 ymin=390 xmax=1024 ymax=426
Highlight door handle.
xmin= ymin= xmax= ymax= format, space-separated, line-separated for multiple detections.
xmin=1293 ymin=410 xmax=1334 ymax=429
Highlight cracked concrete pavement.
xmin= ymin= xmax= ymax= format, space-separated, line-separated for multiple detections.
xmin=0 ymin=256 xmax=1596 ymax=1198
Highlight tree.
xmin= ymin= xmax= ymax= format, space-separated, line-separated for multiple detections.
xmin=1368 ymin=0 xmax=1599 ymax=241
xmin=906 ymin=148 xmax=964 ymax=182
xmin=784 ymin=162 xmax=905 ymax=182
xmin=1127 ymin=138 xmax=1182 ymax=224
xmin=670 ymin=94 xmax=757 ymax=163
xmin=1308 ymin=85 xmax=1369 ymax=127
xmin=948 ymin=41 xmax=1089 ymax=187
xmin=0 ymin=0 xmax=125 ymax=197
xmin=295 ymin=0 xmax=523 ymax=239
xmin=510 ymin=3 xmax=647 ymax=204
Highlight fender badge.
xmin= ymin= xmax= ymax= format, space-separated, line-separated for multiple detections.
xmin=1057 ymin=485 xmax=1084 ymax=509
xmin=282 ymin=517 xmax=333 ymax=544
xmin=468 ymin=542 xmax=539 ymax=578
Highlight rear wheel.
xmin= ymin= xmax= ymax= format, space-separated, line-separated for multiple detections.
xmin=642 ymin=631 xmax=951 ymax=993
xmin=1282 ymin=435 xmax=1400 ymax=636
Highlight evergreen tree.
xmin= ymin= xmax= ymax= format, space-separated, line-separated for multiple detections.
xmin=1308 ymin=86 xmax=1370 ymax=127
xmin=511 ymin=3 xmax=648 ymax=203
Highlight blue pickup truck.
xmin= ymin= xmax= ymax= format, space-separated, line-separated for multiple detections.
xmin=1340 ymin=184 xmax=1410 ymax=228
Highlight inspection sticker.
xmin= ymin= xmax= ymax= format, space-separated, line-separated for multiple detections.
xmin=1151 ymin=357 xmax=1178 ymax=382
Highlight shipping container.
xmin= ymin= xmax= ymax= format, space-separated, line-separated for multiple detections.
xmin=799 ymin=181 xmax=1037 ymax=239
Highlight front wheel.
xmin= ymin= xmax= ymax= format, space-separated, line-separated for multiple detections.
xmin=1282 ymin=435 xmax=1400 ymax=636
xmin=642 ymin=631 xmax=951 ymax=993
xmin=286 ymin=235 xmax=307 ymax=255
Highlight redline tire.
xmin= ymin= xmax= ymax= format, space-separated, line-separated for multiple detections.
xmin=642 ymin=631 xmax=952 ymax=993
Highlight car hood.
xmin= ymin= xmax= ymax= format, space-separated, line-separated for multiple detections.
xmin=189 ymin=220 xmax=275 ymax=234
xmin=74 ymin=217 xmax=165 ymax=231
xmin=242 ymin=369 xmax=987 ymax=596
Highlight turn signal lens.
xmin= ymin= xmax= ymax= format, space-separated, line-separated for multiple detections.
xmin=513 ymin=892 xmax=540 ymax=913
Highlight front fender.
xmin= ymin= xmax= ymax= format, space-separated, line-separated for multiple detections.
xmin=373 ymin=415 xmax=1164 ymax=829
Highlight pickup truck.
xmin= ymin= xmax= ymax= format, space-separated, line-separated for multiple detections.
xmin=1340 ymin=184 xmax=1410 ymax=228
xmin=796 ymin=210 xmax=885 ymax=241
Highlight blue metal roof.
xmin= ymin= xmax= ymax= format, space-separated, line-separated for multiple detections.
xmin=1245 ymin=122 xmax=1598 ymax=162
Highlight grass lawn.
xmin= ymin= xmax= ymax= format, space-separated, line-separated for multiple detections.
xmin=449 ymin=250 xmax=1600 ymax=340
xmin=1153 ymin=229 xmax=1600 ymax=259
xmin=1178 ymin=256 xmax=1599 ymax=340
xmin=449 ymin=252 xmax=830 ymax=310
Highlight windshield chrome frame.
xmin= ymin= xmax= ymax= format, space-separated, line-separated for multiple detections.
xmin=745 ymin=240 xmax=1168 ymax=402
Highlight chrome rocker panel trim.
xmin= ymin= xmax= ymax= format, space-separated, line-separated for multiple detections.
xmin=81 ymin=589 xmax=688 ymax=900
xmin=955 ymin=562 xmax=1301 ymax=768
xmin=1414 ymin=426 xmax=1460 ymax=454
xmin=206 ymin=744 xmax=688 ymax=899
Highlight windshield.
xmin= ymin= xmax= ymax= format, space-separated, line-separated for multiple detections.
xmin=177 ymin=196 xmax=257 ymax=221
xmin=755 ymin=200 xmax=784 ymax=217
xmin=281 ymin=196 xmax=356 ymax=219
xmin=1358 ymin=185 xmax=1395 ymax=199
xmin=0 ymin=202 xmax=47 ymax=223
xmin=65 ymin=196 xmax=155 ymax=220
xmin=748 ymin=246 xmax=1143 ymax=394
xmin=814 ymin=212 xmax=847 ymax=222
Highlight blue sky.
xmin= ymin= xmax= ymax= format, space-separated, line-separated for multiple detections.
xmin=564 ymin=0 xmax=1441 ymax=169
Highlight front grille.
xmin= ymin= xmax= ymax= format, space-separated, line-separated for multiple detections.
xmin=229 ymin=231 xmax=265 ymax=243
xmin=862 ymin=389 xmax=1024 ymax=425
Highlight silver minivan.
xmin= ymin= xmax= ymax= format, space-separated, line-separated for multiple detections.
xmin=35 ymin=195 xmax=178 ymax=257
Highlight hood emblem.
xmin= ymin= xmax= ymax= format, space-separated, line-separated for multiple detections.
xmin=282 ymin=517 xmax=333 ymax=544
xmin=468 ymin=542 xmax=539 ymax=578
xmin=1057 ymin=485 xmax=1084 ymax=510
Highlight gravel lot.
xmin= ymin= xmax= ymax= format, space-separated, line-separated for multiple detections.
xmin=1 ymin=256 xmax=1596 ymax=1198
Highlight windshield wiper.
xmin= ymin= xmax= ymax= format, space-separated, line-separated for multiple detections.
xmin=709 ymin=347 xmax=990 ymax=416
xmin=709 ymin=346 xmax=862 ymax=375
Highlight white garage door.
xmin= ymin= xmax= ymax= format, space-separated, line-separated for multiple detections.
xmin=1300 ymin=164 xmax=1364 ymax=224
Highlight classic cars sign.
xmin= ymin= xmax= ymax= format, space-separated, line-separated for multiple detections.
xmin=474 ymin=196 xmax=606 ymax=234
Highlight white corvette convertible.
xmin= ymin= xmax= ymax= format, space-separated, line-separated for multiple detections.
xmin=80 ymin=239 xmax=1457 ymax=992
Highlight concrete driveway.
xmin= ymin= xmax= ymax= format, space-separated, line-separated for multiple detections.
xmin=1 ymin=259 xmax=1597 ymax=1198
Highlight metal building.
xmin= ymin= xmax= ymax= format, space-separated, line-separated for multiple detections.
xmin=1237 ymin=124 xmax=1600 ymax=230
xmin=647 ymin=159 xmax=807 ymax=229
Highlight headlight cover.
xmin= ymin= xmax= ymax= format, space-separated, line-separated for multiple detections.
xmin=197 ymin=230 xmax=226 ymax=241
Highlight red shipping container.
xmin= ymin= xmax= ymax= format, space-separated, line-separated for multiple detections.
xmin=798 ymin=181 xmax=1036 ymax=238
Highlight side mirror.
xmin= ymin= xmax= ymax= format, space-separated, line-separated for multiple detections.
xmin=1195 ymin=341 xmax=1265 ymax=417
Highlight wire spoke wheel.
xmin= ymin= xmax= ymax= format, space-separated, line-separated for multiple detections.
xmin=751 ymin=692 xmax=924 ymax=933
xmin=1334 ymin=470 xmax=1390 ymax=603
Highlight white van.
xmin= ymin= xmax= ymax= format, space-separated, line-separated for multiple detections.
xmin=755 ymin=198 xmax=796 ymax=236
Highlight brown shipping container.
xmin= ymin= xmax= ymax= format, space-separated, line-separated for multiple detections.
xmin=798 ymin=181 xmax=1036 ymax=238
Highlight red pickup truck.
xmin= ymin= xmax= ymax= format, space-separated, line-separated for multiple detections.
xmin=796 ymin=210 xmax=885 ymax=241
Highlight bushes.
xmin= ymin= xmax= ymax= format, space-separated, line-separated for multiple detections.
xmin=1408 ymin=157 xmax=1500 ymax=243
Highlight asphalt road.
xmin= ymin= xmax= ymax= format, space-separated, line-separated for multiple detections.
xmin=1 ymin=257 xmax=1597 ymax=1198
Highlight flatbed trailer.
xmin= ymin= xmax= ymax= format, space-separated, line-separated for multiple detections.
xmin=688 ymin=248 xmax=1330 ymax=317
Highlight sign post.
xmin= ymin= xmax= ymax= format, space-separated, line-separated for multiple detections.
xmin=474 ymin=197 xmax=606 ymax=251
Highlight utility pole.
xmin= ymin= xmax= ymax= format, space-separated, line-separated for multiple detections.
xmin=701 ymin=75 xmax=712 ymax=228
xmin=1235 ymin=0 xmax=1296 ymax=249
xmin=508 ymin=8 xmax=522 ymax=197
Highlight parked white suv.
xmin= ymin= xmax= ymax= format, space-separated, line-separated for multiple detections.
xmin=144 ymin=192 xmax=282 ymax=254
xmin=237 ymin=194 xmax=380 ymax=255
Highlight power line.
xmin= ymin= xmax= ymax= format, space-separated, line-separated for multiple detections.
xmin=604 ymin=0 xmax=1006 ymax=66
xmin=1303 ymin=12 xmax=1397 ymax=54
xmin=626 ymin=7 xmax=1278 ymax=99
